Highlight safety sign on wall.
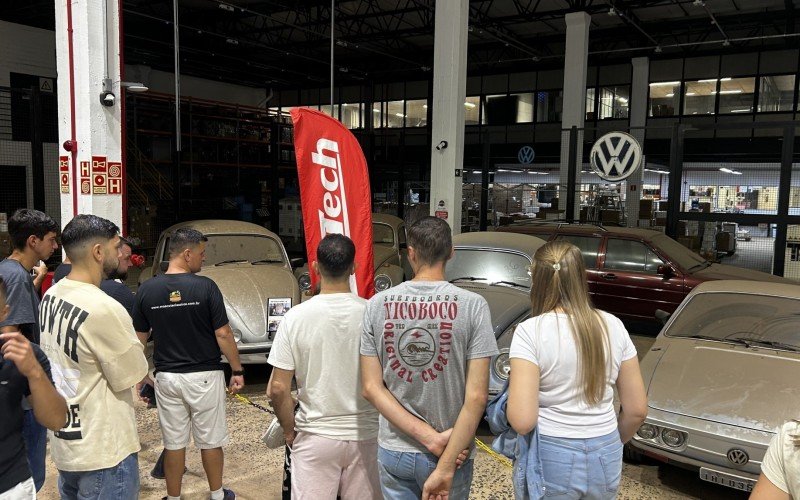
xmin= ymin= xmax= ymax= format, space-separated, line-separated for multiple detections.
xmin=92 ymin=156 xmax=108 ymax=195
xmin=108 ymin=162 xmax=122 ymax=195
xmin=80 ymin=161 xmax=91 ymax=194
xmin=59 ymin=156 xmax=70 ymax=194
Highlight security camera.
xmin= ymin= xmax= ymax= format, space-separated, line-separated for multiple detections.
xmin=436 ymin=140 xmax=448 ymax=151
xmin=100 ymin=91 xmax=115 ymax=107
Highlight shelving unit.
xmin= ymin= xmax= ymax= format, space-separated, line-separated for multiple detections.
xmin=126 ymin=92 xmax=297 ymax=245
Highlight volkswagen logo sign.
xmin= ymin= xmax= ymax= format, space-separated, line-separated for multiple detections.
xmin=727 ymin=448 xmax=749 ymax=466
xmin=589 ymin=132 xmax=643 ymax=182
xmin=517 ymin=146 xmax=535 ymax=165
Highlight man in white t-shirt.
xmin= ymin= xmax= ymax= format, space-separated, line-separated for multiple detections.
xmin=267 ymin=234 xmax=380 ymax=499
xmin=751 ymin=420 xmax=800 ymax=500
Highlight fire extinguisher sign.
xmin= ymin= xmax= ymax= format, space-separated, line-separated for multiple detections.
xmin=434 ymin=200 xmax=448 ymax=220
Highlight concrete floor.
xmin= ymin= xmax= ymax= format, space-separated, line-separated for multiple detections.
xmin=36 ymin=333 xmax=750 ymax=500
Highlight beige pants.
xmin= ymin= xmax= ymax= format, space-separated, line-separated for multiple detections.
xmin=290 ymin=431 xmax=380 ymax=500
xmin=0 ymin=478 xmax=35 ymax=500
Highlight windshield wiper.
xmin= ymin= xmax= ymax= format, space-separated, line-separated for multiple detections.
xmin=680 ymin=334 xmax=750 ymax=345
xmin=449 ymin=276 xmax=485 ymax=283
xmin=490 ymin=280 xmax=528 ymax=289
xmin=730 ymin=336 xmax=800 ymax=352
xmin=252 ymin=259 xmax=283 ymax=265
xmin=688 ymin=261 xmax=712 ymax=272
xmin=215 ymin=259 xmax=249 ymax=266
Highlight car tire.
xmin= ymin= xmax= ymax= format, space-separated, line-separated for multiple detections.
xmin=623 ymin=443 xmax=644 ymax=464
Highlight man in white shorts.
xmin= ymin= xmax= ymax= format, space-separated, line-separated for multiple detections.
xmin=267 ymin=234 xmax=381 ymax=499
xmin=134 ymin=228 xmax=244 ymax=500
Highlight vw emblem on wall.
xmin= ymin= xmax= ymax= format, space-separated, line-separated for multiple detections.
xmin=589 ymin=131 xmax=643 ymax=182
xmin=727 ymin=448 xmax=749 ymax=466
xmin=517 ymin=146 xmax=535 ymax=165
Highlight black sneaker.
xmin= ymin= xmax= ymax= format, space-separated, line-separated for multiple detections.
xmin=150 ymin=450 xmax=166 ymax=479
xmin=223 ymin=489 xmax=236 ymax=500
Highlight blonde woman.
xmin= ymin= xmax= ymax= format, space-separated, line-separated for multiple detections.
xmin=507 ymin=240 xmax=648 ymax=499
xmin=750 ymin=420 xmax=800 ymax=499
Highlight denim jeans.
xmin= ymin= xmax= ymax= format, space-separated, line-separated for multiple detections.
xmin=58 ymin=453 xmax=140 ymax=500
xmin=377 ymin=446 xmax=474 ymax=500
xmin=22 ymin=409 xmax=47 ymax=491
xmin=538 ymin=430 xmax=623 ymax=499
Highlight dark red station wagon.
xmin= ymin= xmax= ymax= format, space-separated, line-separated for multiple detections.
xmin=497 ymin=223 xmax=794 ymax=323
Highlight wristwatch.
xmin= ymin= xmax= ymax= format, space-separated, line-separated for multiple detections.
xmin=232 ymin=369 xmax=245 ymax=376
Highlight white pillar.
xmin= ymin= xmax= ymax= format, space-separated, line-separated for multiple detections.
xmin=626 ymin=57 xmax=649 ymax=226
xmin=559 ymin=12 xmax=590 ymax=221
xmin=55 ymin=0 xmax=125 ymax=232
xmin=429 ymin=0 xmax=468 ymax=233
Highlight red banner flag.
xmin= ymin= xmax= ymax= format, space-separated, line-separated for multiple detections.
xmin=291 ymin=108 xmax=375 ymax=298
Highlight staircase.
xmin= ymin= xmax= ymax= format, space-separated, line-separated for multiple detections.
xmin=126 ymin=139 xmax=175 ymax=249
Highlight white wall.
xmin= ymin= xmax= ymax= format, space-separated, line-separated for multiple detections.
xmin=0 ymin=21 xmax=57 ymax=87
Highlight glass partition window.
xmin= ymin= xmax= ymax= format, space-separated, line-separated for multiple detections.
xmin=371 ymin=103 xmax=382 ymax=128
xmin=586 ymin=88 xmax=597 ymax=121
xmin=385 ymin=100 xmax=405 ymax=128
xmin=599 ymin=86 xmax=630 ymax=119
xmin=536 ymin=91 xmax=563 ymax=122
xmin=512 ymin=93 xmax=535 ymax=123
xmin=649 ymin=81 xmax=681 ymax=117
xmin=758 ymin=75 xmax=796 ymax=112
xmin=465 ymin=96 xmax=480 ymax=125
xmin=718 ymin=77 xmax=755 ymax=114
xmin=683 ymin=80 xmax=717 ymax=115
xmin=321 ymin=104 xmax=340 ymax=120
xmin=405 ymin=99 xmax=427 ymax=127
xmin=340 ymin=103 xmax=364 ymax=129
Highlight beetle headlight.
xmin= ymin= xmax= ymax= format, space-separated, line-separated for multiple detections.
xmin=298 ymin=272 xmax=311 ymax=291
xmin=661 ymin=428 xmax=687 ymax=448
xmin=636 ymin=423 xmax=658 ymax=440
xmin=232 ymin=328 xmax=242 ymax=343
xmin=374 ymin=274 xmax=392 ymax=292
xmin=493 ymin=351 xmax=510 ymax=380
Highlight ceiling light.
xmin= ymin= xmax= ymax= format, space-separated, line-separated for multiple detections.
xmin=617 ymin=97 xmax=628 ymax=103
xmin=395 ymin=113 xmax=406 ymax=118
xmin=686 ymin=92 xmax=697 ymax=96
xmin=464 ymin=102 xmax=477 ymax=108
xmin=121 ymin=81 xmax=149 ymax=92
xmin=720 ymin=77 xmax=732 ymax=81
xmin=372 ymin=109 xmax=380 ymax=113
xmin=422 ymin=104 xmax=428 ymax=109
xmin=719 ymin=90 xmax=743 ymax=94
xmin=665 ymin=93 xmax=674 ymax=97
xmin=698 ymin=79 xmax=718 ymax=83
xmin=649 ymin=81 xmax=680 ymax=87
xmin=730 ymin=108 xmax=751 ymax=113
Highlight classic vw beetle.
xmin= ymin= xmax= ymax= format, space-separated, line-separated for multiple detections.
xmin=294 ymin=213 xmax=409 ymax=296
xmin=139 ymin=220 xmax=301 ymax=364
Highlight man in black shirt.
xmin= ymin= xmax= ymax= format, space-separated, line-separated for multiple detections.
xmin=134 ymin=228 xmax=244 ymax=500
xmin=53 ymin=237 xmax=135 ymax=315
xmin=0 ymin=277 xmax=67 ymax=499
xmin=0 ymin=209 xmax=59 ymax=492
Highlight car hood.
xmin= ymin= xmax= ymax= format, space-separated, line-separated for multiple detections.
xmin=647 ymin=339 xmax=800 ymax=433
xmin=199 ymin=264 xmax=300 ymax=343
xmin=373 ymin=246 xmax=396 ymax=268
xmin=453 ymin=282 xmax=530 ymax=338
xmin=693 ymin=263 xmax=794 ymax=283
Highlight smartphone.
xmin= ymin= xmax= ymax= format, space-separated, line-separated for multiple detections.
xmin=139 ymin=383 xmax=155 ymax=401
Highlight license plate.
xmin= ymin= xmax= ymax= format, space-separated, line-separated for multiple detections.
xmin=699 ymin=467 xmax=755 ymax=492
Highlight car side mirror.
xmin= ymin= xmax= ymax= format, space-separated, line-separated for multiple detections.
xmin=657 ymin=265 xmax=674 ymax=278
xmin=290 ymin=257 xmax=304 ymax=269
xmin=655 ymin=309 xmax=672 ymax=326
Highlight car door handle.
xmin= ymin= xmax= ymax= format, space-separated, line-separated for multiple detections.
xmin=602 ymin=273 xmax=617 ymax=281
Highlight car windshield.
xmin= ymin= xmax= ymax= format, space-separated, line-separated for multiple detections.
xmin=373 ymin=223 xmax=394 ymax=247
xmin=203 ymin=234 xmax=285 ymax=266
xmin=650 ymin=234 xmax=708 ymax=270
xmin=446 ymin=249 xmax=531 ymax=288
xmin=665 ymin=292 xmax=800 ymax=351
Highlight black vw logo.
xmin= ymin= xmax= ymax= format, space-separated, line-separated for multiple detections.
xmin=727 ymin=448 xmax=749 ymax=466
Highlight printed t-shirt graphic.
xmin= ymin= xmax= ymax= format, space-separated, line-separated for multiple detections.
xmin=38 ymin=278 xmax=148 ymax=472
xmin=361 ymin=281 xmax=498 ymax=454
xmin=132 ymin=273 xmax=228 ymax=374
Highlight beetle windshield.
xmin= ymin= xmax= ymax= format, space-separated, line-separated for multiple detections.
xmin=665 ymin=292 xmax=800 ymax=351
xmin=373 ymin=223 xmax=395 ymax=247
xmin=203 ymin=235 xmax=285 ymax=266
xmin=650 ymin=234 xmax=707 ymax=271
xmin=446 ymin=249 xmax=531 ymax=288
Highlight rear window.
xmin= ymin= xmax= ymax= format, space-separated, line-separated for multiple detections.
xmin=555 ymin=234 xmax=601 ymax=269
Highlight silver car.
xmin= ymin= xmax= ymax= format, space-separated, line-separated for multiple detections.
xmin=629 ymin=280 xmax=800 ymax=494
xmin=446 ymin=231 xmax=546 ymax=394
